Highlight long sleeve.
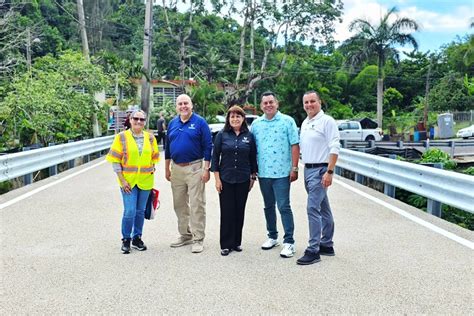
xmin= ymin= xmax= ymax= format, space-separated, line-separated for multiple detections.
xmin=249 ymin=133 xmax=258 ymax=174
xmin=210 ymin=131 xmax=223 ymax=172
xmin=201 ymin=119 xmax=213 ymax=161
xmin=326 ymin=118 xmax=340 ymax=156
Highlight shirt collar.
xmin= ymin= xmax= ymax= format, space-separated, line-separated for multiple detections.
xmin=307 ymin=110 xmax=324 ymax=122
xmin=262 ymin=111 xmax=281 ymax=122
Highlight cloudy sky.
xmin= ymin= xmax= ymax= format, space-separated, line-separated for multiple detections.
xmin=337 ymin=0 xmax=473 ymax=52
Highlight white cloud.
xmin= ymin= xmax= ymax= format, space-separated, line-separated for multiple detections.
xmin=335 ymin=0 xmax=472 ymax=43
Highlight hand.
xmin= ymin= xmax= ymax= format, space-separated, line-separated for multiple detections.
xmin=121 ymin=180 xmax=132 ymax=194
xmin=165 ymin=169 xmax=171 ymax=181
xmin=290 ymin=170 xmax=298 ymax=182
xmin=322 ymin=172 xmax=333 ymax=188
xmin=215 ymin=179 xmax=222 ymax=193
xmin=201 ymin=169 xmax=210 ymax=183
xmin=249 ymin=178 xmax=255 ymax=191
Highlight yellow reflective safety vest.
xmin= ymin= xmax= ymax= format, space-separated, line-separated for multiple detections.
xmin=106 ymin=130 xmax=160 ymax=190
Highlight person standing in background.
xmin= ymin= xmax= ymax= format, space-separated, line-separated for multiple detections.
xmin=156 ymin=112 xmax=167 ymax=149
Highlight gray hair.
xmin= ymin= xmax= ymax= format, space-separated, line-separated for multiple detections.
xmin=131 ymin=109 xmax=146 ymax=119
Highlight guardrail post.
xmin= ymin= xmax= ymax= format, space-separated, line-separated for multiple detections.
xmin=341 ymin=140 xmax=347 ymax=148
xmin=355 ymin=173 xmax=365 ymax=184
xmin=396 ymin=140 xmax=404 ymax=148
xmin=48 ymin=143 xmax=58 ymax=176
xmin=383 ymin=154 xmax=397 ymax=198
xmin=67 ymin=140 xmax=75 ymax=168
xmin=369 ymin=140 xmax=375 ymax=148
xmin=449 ymin=141 xmax=455 ymax=158
xmin=22 ymin=147 xmax=33 ymax=185
xmin=423 ymin=139 xmax=430 ymax=151
xmin=427 ymin=163 xmax=443 ymax=217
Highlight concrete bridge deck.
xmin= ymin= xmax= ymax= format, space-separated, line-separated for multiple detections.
xmin=1 ymin=155 xmax=472 ymax=314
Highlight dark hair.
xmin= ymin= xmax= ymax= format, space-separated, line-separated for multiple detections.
xmin=303 ymin=90 xmax=321 ymax=100
xmin=260 ymin=91 xmax=278 ymax=102
xmin=223 ymin=105 xmax=249 ymax=132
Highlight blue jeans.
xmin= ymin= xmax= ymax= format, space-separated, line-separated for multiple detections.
xmin=121 ymin=186 xmax=150 ymax=240
xmin=304 ymin=167 xmax=334 ymax=253
xmin=258 ymin=176 xmax=295 ymax=244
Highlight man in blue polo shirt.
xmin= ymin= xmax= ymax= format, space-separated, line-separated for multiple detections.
xmin=251 ymin=91 xmax=300 ymax=258
xmin=165 ymin=94 xmax=213 ymax=253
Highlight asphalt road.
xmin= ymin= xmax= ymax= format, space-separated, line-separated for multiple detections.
xmin=1 ymin=155 xmax=473 ymax=314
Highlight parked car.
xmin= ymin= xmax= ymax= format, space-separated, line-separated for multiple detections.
xmin=209 ymin=114 xmax=259 ymax=139
xmin=456 ymin=124 xmax=474 ymax=139
xmin=336 ymin=120 xmax=383 ymax=141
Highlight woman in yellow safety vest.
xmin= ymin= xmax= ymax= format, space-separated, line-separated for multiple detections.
xmin=106 ymin=109 xmax=159 ymax=254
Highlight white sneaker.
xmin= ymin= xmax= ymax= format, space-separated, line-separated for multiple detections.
xmin=280 ymin=243 xmax=296 ymax=258
xmin=261 ymin=238 xmax=279 ymax=250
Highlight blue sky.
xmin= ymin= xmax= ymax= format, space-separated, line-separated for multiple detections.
xmin=336 ymin=0 xmax=473 ymax=53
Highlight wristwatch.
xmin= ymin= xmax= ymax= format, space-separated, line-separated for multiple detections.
xmin=292 ymin=166 xmax=299 ymax=172
xmin=327 ymin=169 xmax=334 ymax=175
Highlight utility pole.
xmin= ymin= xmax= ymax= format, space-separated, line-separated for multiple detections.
xmin=141 ymin=0 xmax=153 ymax=117
xmin=77 ymin=0 xmax=100 ymax=137
xmin=26 ymin=27 xmax=32 ymax=73
xmin=76 ymin=0 xmax=90 ymax=62
xmin=423 ymin=59 xmax=432 ymax=130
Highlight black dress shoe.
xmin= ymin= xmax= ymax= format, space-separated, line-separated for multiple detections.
xmin=296 ymin=250 xmax=321 ymax=265
xmin=221 ymin=249 xmax=231 ymax=256
xmin=233 ymin=246 xmax=243 ymax=252
xmin=319 ymin=245 xmax=335 ymax=256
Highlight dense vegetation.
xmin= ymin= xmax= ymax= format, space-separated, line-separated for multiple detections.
xmin=0 ymin=0 xmax=473 ymax=151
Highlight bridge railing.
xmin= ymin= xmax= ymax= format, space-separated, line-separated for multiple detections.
xmin=341 ymin=140 xmax=474 ymax=157
xmin=336 ymin=149 xmax=474 ymax=215
xmin=0 ymin=136 xmax=114 ymax=183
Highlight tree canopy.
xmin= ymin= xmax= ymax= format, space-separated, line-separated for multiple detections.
xmin=0 ymin=1 xmax=472 ymax=151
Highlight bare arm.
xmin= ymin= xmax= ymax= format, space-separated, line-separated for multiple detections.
xmin=165 ymin=159 xmax=171 ymax=181
xmin=322 ymin=153 xmax=338 ymax=188
xmin=290 ymin=144 xmax=300 ymax=182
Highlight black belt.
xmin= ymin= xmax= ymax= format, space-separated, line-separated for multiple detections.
xmin=305 ymin=163 xmax=328 ymax=168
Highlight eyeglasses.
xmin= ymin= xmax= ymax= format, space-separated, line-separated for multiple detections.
xmin=131 ymin=117 xmax=146 ymax=122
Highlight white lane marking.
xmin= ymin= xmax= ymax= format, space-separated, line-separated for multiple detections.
xmin=0 ymin=160 xmax=107 ymax=210
xmin=333 ymin=178 xmax=474 ymax=250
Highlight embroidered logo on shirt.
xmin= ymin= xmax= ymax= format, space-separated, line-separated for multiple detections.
xmin=242 ymin=136 xmax=250 ymax=143
xmin=189 ymin=123 xmax=196 ymax=130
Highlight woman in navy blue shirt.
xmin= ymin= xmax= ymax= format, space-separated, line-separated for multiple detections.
xmin=211 ymin=106 xmax=258 ymax=256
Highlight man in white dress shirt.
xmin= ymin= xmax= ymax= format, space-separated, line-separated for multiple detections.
xmin=296 ymin=90 xmax=340 ymax=265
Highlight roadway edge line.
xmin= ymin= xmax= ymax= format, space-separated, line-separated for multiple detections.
xmin=333 ymin=177 xmax=474 ymax=250
xmin=0 ymin=159 xmax=107 ymax=211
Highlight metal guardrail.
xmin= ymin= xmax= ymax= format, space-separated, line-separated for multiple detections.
xmin=337 ymin=148 xmax=474 ymax=214
xmin=342 ymin=140 xmax=474 ymax=157
xmin=0 ymin=136 xmax=114 ymax=182
xmin=344 ymin=140 xmax=474 ymax=147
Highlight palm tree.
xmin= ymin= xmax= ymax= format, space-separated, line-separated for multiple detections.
xmin=347 ymin=7 xmax=419 ymax=128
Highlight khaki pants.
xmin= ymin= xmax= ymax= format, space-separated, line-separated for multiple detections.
xmin=171 ymin=161 xmax=206 ymax=241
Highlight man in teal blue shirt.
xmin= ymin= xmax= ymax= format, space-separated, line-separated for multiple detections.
xmin=251 ymin=91 xmax=300 ymax=258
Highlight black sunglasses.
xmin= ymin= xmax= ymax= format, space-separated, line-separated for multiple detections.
xmin=131 ymin=117 xmax=146 ymax=122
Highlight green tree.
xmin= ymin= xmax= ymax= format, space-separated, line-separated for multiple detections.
xmin=348 ymin=65 xmax=378 ymax=113
xmin=383 ymin=87 xmax=403 ymax=117
xmin=346 ymin=7 xmax=419 ymax=127
xmin=0 ymin=51 xmax=108 ymax=149
xmin=428 ymin=72 xmax=474 ymax=111
xmin=188 ymin=80 xmax=225 ymax=121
